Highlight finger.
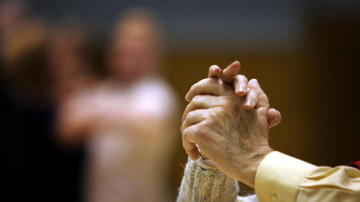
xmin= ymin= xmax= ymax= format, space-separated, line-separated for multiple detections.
xmin=243 ymin=90 xmax=259 ymax=109
xmin=181 ymin=109 xmax=208 ymax=131
xmin=182 ymin=123 xmax=207 ymax=159
xmin=233 ymin=75 xmax=248 ymax=96
xmin=182 ymin=122 xmax=207 ymax=143
xmin=185 ymin=78 xmax=230 ymax=102
xmin=208 ymin=65 xmax=222 ymax=79
xmin=182 ymin=140 xmax=200 ymax=160
xmin=182 ymin=95 xmax=222 ymax=122
xmin=267 ymin=108 xmax=282 ymax=128
xmin=247 ymin=79 xmax=269 ymax=108
xmin=222 ymin=61 xmax=241 ymax=83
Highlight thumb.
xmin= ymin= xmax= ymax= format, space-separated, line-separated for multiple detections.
xmin=222 ymin=61 xmax=241 ymax=83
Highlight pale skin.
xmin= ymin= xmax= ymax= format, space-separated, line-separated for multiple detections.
xmin=181 ymin=61 xmax=281 ymax=187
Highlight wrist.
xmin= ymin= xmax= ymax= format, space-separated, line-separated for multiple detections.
xmin=235 ymin=146 xmax=273 ymax=187
xmin=197 ymin=156 xmax=217 ymax=170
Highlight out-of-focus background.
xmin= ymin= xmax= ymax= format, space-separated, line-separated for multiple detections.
xmin=1 ymin=0 xmax=359 ymax=201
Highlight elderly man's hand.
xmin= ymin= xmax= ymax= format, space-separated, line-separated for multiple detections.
xmin=181 ymin=63 xmax=276 ymax=187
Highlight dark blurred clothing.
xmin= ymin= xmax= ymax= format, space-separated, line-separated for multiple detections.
xmin=0 ymin=78 xmax=85 ymax=202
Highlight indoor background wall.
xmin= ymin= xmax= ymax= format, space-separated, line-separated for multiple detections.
xmin=7 ymin=0 xmax=360 ymax=199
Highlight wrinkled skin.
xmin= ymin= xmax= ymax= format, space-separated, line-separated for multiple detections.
xmin=181 ymin=62 xmax=279 ymax=187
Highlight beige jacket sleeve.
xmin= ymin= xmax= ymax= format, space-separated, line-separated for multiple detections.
xmin=255 ymin=151 xmax=360 ymax=202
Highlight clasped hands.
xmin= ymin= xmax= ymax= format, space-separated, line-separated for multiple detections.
xmin=181 ymin=61 xmax=281 ymax=187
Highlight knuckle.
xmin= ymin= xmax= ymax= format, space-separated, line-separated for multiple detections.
xmin=180 ymin=123 xmax=184 ymax=132
xmin=186 ymin=110 xmax=196 ymax=120
xmin=192 ymin=95 xmax=202 ymax=103
xmin=182 ymin=106 xmax=191 ymax=120
xmin=202 ymin=118 xmax=215 ymax=127
xmin=182 ymin=129 xmax=192 ymax=141
xmin=199 ymin=78 xmax=212 ymax=86
xmin=189 ymin=78 xmax=210 ymax=92
xmin=183 ymin=104 xmax=190 ymax=114
xmin=183 ymin=125 xmax=207 ymax=142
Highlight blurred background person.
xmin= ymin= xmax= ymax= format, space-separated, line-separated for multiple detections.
xmin=48 ymin=24 xmax=98 ymax=102
xmin=0 ymin=19 xmax=86 ymax=201
xmin=57 ymin=8 xmax=178 ymax=202
xmin=0 ymin=0 xmax=28 ymax=56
